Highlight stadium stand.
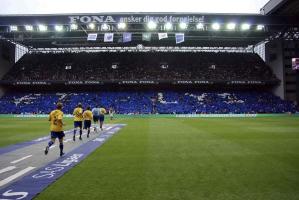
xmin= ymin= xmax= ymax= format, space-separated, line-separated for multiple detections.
xmin=1 ymin=51 xmax=296 ymax=114
xmin=0 ymin=91 xmax=297 ymax=114
xmin=2 ymin=52 xmax=278 ymax=82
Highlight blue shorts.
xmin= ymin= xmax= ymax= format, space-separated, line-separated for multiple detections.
xmin=93 ymin=116 xmax=99 ymax=123
xmin=99 ymin=115 xmax=105 ymax=122
xmin=84 ymin=120 xmax=91 ymax=129
xmin=51 ymin=131 xmax=65 ymax=139
xmin=74 ymin=121 xmax=83 ymax=128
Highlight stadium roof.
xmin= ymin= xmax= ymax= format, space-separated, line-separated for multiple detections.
xmin=0 ymin=12 xmax=298 ymax=48
xmin=0 ymin=0 xmax=268 ymax=15
xmin=260 ymin=0 xmax=299 ymax=15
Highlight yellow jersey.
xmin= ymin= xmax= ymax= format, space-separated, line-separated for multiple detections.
xmin=83 ymin=110 xmax=93 ymax=121
xmin=100 ymin=108 xmax=106 ymax=115
xmin=49 ymin=109 xmax=64 ymax=132
xmin=73 ymin=107 xmax=83 ymax=121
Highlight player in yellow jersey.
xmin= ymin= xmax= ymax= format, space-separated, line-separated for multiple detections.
xmin=83 ymin=106 xmax=93 ymax=138
xmin=44 ymin=102 xmax=65 ymax=157
xmin=73 ymin=103 xmax=83 ymax=141
xmin=99 ymin=106 xmax=106 ymax=131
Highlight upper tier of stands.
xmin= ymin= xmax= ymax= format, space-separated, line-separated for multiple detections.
xmin=2 ymin=52 xmax=278 ymax=82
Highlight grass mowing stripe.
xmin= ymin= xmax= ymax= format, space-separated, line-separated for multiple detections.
xmin=0 ymin=118 xmax=74 ymax=148
xmin=0 ymin=117 xmax=299 ymax=200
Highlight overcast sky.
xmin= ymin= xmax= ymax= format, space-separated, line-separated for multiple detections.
xmin=0 ymin=0 xmax=270 ymax=15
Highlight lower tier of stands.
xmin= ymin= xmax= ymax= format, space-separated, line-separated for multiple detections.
xmin=0 ymin=91 xmax=297 ymax=114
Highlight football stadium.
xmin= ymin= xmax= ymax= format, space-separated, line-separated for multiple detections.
xmin=0 ymin=0 xmax=299 ymax=199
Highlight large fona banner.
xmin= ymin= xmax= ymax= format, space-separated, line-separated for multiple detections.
xmin=69 ymin=15 xmax=205 ymax=24
xmin=0 ymin=13 xmax=294 ymax=26
xmin=2 ymin=14 xmax=208 ymax=25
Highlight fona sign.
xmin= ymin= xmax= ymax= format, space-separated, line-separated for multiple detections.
xmin=69 ymin=16 xmax=116 ymax=23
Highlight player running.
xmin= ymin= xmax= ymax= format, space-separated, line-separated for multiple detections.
xmin=109 ymin=107 xmax=115 ymax=120
xmin=73 ymin=103 xmax=83 ymax=141
xmin=92 ymin=105 xmax=100 ymax=132
xmin=44 ymin=102 xmax=65 ymax=157
xmin=83 ymin=106 xmax=93 ymax=138
xmin=99 ymin=106 xmax=107 ymax=131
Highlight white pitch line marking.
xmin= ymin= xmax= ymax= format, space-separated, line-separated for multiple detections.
xmin=92 ymin=138 xmax=105 ymax=142
xmin=64 ymin=139 xmax=72 ymax=143
xmin=0 ymin=166 xmax=16 ymax=174
xmin=10 ymin=155 xmax=32 ymax=164
xmin=49 ymin=145 xmax=56 ymax=149
xmin=0 ymin=166 xmax=36 ymax=187
xmin=105 ymin=126 xmax=113 ymax=131
xmin=33 ymin=136 xmax=49 ymax=142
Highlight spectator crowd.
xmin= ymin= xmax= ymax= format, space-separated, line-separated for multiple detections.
xmin=0 ymin=91 xmax=297 ymax=114
xmin=2 ymin=52 xmax=278 ymax=82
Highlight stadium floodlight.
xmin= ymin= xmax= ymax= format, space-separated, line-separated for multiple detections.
xmin=25 ymin=25 xmax=33 ymax=31
xmin=38 ymin=24 xmax=47 ymax=32
xmin=165 ymin=22 xmax=173 ymax=30
xmin=101 ymin=23 xmax=109 ymax=31
xmin=226 ymin=23 xmax=236 ymax=30
xmin=256 ymin=24 xmax=265 ymax=31
xmin=147 ymin=21 xmax=157 ymax=30
xmin=70 ymin=24 xmax=78 ymax=30
xmin=88 ymin=23 xmax=95 ymax=29
xmin=117 ymin=22 xmax=126 ymax=30
xmin=10 ymin=25 xmax=18 ymax=31
xmin=211 ymin=23 xmax=220 ymax=30
xmin=196 ymin=23 xmax=204 ymax=30
xmin=55 ymin=25 xmax=63 ymax=32
xmin=179 ymin=22 xmax=187 ymax=30
xmin=241 ymin=23 xmax=251 ymax=31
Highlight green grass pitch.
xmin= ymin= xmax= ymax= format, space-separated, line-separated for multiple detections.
xmin=0 ymin=117 xmax=299 ymax=200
